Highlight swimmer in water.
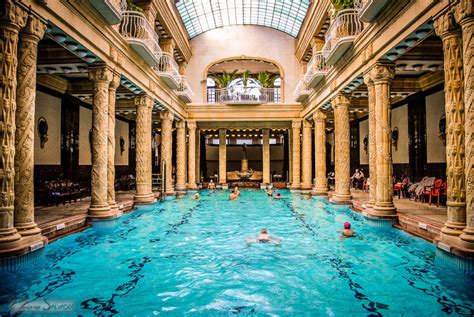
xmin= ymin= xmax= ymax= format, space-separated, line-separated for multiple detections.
xmin=247 ymin=228 xmax=281 ymax=245
xmin=267 ymin=188 xmax=273 ymax=196
xmin=229 ymin=190 xmax=238 ymax=200
xmin=234 ymin=186 xmax=241 ymax=197
xmin=274 ymin=192 xmax=283 ymax=199
xmin=194 ymin=193 xmax=200 ymax=200
xmin=341 ymin=221 xmax=355 ymax=237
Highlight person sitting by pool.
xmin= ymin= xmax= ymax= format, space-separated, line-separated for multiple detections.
xmin=208 ymin=179 xmax=216 ymax=190
xmin=247 ymin=228 xmax=281 ymax=245
xmin=341 ymin=222 xmax=355 ymax=237
xmin=194 ymin=193 xmax=200 ymax=200
xmin=234 ymin=186 xmax=241 ymax=197
xmin=229 ymin=190 xmax=238 ymax=200
xmin=267 ymin=188 xmax=273 ymax=196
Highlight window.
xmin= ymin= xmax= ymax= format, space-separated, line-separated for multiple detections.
xmin=207 ymin=77 xmax=216 ymax=103
xmin=175 ymin=0 xmax=311 ymax=39
xmin=236 ymin=139 xmax=253 ymax=145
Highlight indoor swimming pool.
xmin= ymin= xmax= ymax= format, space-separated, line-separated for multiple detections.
xmin=1 ymin=189 xmax=473 ymax=316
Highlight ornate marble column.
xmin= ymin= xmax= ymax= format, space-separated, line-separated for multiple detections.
xmin=301 ymin=120 xmax=313 ymax=191
xmin=14 ymin=14 xmax=46 ymax=241
xmin=454 ymin=0 xmax=474 ymax=248
xmin=290 ymin=120 xmax=302 ymax=190
xmin=160 ymin=111 xmax=174 ymax=195
xmin=175 ymin=121 xmax=187 ymax=191
xmin=331 ymin=94 xmax=352 ymax=203
xmin=107 ymin=71 xmax=120 ymax=210
xmin=134 ymin=95 xmax=154 ymax=203
xmin=288 ymin=128 xmax=293 ymax=184
xmin=434 ymin=11 xmax=467 ymax=242
xmin=370 ymin=62 xmax=396 ymax=216
xmin=312 ymin=110 xmax=328 ymax=195
xmin=363 ymin=72 xmax=377 ymax=209
xmin=0 ymin=0 xmax=27 ymax=250
xmin=262 ymin=129 xmax=270 ymax=186
xmin=196 ymin=129 xmax=201 ymax=185
xmin=187 ymin=120 xmax=198 ymax=190
xmin=218 ymin=129 xmax=227 ymax=186
xmin=88 ymin=64 xmax=114 ymax=219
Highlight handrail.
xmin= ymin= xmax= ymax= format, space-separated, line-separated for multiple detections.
xmin=155 ymin=52 xmax=181 ymax=84
xmin=120 ymin=11 xmax=162 ymax=59
xmin=322 ymin=8 xmax=363 ymax=56
xmin=293 ymin=77 xmax=310 ymax=100
xmin=305 ymin=51 xmax=329 ymax=78
xmin=177 ymin=77 xmax=194 ymax=96
xmin=208 ymin=87 xmax=280 ymax=104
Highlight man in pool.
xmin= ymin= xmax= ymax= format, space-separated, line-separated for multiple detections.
xmin=274 ymin=192 xmax=283 ymax=199
xmin=229 ymin=190 xmax=238 ymax=200
xmin=234 ymin=186 xmax=241 ymax=197
xmin=247 ymin=228 xmax=281 ymax=245
xmin=267 ymin=188 xmax=273 ymax=196
xmin=194 ymin=193 xmax=200 ymax=200
xmin=341 ymin=222 xmax=355 ymax=237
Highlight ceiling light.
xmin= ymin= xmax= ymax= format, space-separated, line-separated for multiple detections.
xmin=61 ymin=66 xmax=73 ymax=74
xmin=76 ymin=49 xmax=88 ymax=58
xmin=405 ymin=38 xmax=418 ymax=47
xmin=412 ymin=64 xmax=423 ymax=71
xmin=85 ymin=55 xmax=96 ymax=63
xmin=415 ymin=29 xmax=430 ymax=39
xmin=395 ymin=45 xmax=408 ymax=54
xmin=428 ymin=64 xmax=439 ymax=71
xmin=52 ymin=33 xmax=66 ymax=42
xmin=45 ymin=67 xmax=56 ymax=74
xmin=65 ymin=41 xmax=78 ymax=51
xmin=386 ymin=52 xmax=398 ymax=61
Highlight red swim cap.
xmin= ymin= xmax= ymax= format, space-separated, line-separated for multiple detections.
xmin=344 ymin=222 xmax=351 ymax=229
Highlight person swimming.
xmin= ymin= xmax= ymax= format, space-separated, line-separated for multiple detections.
xmin=194 ymin=193 xmax=200 ymax=200
xmin=247 ymin=228 xmax=281 ymax=245
xmin=229 ymin=190 xmax=238 ymax=200
xmin=274 ymin=192 xmax=283 ymax=199
xmin=234 ymin=186 xmax=241 ymax=197
xmin=267 ymin=188 xmax=273 ymax=196
xmin=341 ymin=222 xmax=355 ymax=237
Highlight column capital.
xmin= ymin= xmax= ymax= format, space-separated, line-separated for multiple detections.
xmin=135 ymin=94 xmax=153 ymax=109
xmin=434 ymin=10 xmax=460 ymax=38
xmin=453 ymin=0 xmax=474 ymax=26
xmin=363 ymin=71 xmax=374 ymax=87
xmin=186 ymin=120 xmax=197 ymax=130
xmin=313 ymin=110 xmax=327 ymax=122
xmin=22 ymin=13 xmax=47 ymax=41
xmin=292 ymin=120 xmax=302 ymax=129
xmin=303 ymin=119 xmax=313 ymax=129
xmin=331 ymin=93 xmax=350 ymax=108
xmin=368 ymin=62 xmax=395 ymax=84
xmin=109 ymin=71 xmax=121 ymax=90
xmin=0 ymin=0 xmax=28 ymax=29
xmin=160 ymin=110 xmax=174 ymax=122
xmin=176 ymin=121 xmax=185 ymax=129
xmin=88 ymin=63 xmax=113 ymax=83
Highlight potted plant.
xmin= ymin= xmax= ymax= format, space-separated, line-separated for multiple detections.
xmin=256 ymin=71 xmax=277 ymax=88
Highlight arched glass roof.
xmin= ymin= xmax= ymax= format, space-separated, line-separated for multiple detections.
xmin=175 ymin=0 xmax=311 ymax=39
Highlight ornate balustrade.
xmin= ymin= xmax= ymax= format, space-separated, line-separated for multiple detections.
xmin=176 ymin=77 xmax=193 ymax=103
xmin=322 ymin=9 xmax=363 ymax=65
xmin=90 ymin=0 xmax=127 ymax=24
xmin=155 ymin=52 xmax=181 ymax=89
xmin=207 ymin=87 xmax=279 ymax=104
xmin=305 ymin=51 xmax=329 ymax=88
xmin=120 ymin=11 xmax=162 ymax=66
xmin=293 ymin=78 xmax=311 ymax=102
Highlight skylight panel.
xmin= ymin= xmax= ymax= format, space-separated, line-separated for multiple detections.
xmin=175 ymin=0 xmax=311 ymax=39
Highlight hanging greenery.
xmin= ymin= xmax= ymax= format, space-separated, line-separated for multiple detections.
xmin=208 ymin=70 xmax=240 ymax=88
xmin=331 ymin=0 xmax=354 ymax=11
xmin=257 ymin=71 xmax=277 ymax=88
xmin=127 ymin=0 xmax=145 ymax=13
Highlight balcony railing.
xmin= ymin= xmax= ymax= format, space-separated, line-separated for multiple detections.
xmin=176 ymin=77 xmax=193 ymax=103
xmin=293 ymin=78 xmax=311 ymax=102
xmin=354 ymin=0 xmax=390 ymax=22
xmin=322 ymin=9 xmax=363 ymax=65
xmin=155 ymin=52 xmax=181 ymax=89
xmin=207 ymin=87 xmax=280 ymax=104
xmin=305 ymin=51 xmax=329 ymax=88
xmin=120 ymin=11 xmax=162 ymax=66
xmin=90 ymin=0 xmax=127 ymax=24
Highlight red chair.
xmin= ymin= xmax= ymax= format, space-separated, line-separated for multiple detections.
xmin=362 ymin=179 xmax=368 ymax=192
xmin=429 ymin=180 xmax=446 ymax=207
xmin=393 ymin=183 xmax=404 ymax=199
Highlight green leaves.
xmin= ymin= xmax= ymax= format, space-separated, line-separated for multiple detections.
xmin=208 ymin=70 xmax=240 ymax=88
xmin=208 ymin=70 xmax=278 ymax=88
xmin=257 ymin=71 xmax=277 ymax=88
xmin=127 ymin=0 xmax=145 ymax=14
xmin=331 ymin=0 xmax=354 ymax=11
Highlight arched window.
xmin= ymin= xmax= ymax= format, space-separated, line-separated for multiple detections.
xmin=207 ymin=78 xmax=216 ymax=103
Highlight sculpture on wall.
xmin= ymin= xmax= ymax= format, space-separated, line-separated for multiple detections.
xmin=363 ymin=134 xmax=368 ymax=154
xmin=120 ymin=136 xmax=125 ymax=155
xmin=391 ymin=127 xmax=399 ymax=151
xmin=438 ymin=114 xmax=446 ymax=146
xmin=37 ymin=117 xmax=49 ymax=149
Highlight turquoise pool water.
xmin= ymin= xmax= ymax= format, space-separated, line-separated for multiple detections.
xmin=1 ymin=189 xmax=473 ymax=316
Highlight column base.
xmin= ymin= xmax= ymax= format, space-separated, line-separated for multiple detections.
xmin=311 ymin=187 xmax=328 ymax=196
xmin=290 ymin=183 xmax=301 ymax=192
xmin=0 ymin=235 xmax=47 ymax=261
xmin=15 ymin=221 xmax=42 ymax=238
xmin=372 ymin=203 xmax=397 ymax=216
xmin=187 ymin=183 xmax=198 ymax=191
xmin=134 ymin=193 xmax=156 ymax=204
xmin=436 ymin=235 xmax=474 ymax=262
xmin=175 ymin=184 xmax=187 ymax=192
xmin=331 ymin=192 xmax=352 ymax=204
xmin=88 ymin=203 xmax=116 ymax=220
xmin=260 ymin=183 xmax=271 ymax=189
xmin=108 ymin=200 xmax=119 ymax=211
xmin=460 ymin=227 xmax=474 ymax=248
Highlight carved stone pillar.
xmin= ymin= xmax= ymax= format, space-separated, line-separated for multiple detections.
xmin=160 ymin=111 xmax=174 ymax=195
xmin=434 ymin=11 xmax=467 ymax=242
xmin=290 ymin=120 xmax=302 ymax=190
xmin=262 ymin=129 xmax=270 ymax=185
xmin=88 ymin=64 xmax=115 ymax=218
xmin=219 ymin=129 xmax=227 ymax=185
xmin=301 ymin=120 xmax=313 ymax=191
xmin=175 ymin=121 xmax=187 ymax=191
xmin=331 ymin=94 xmax=352 ymax=203
xmin=134 ymin=95 xmax=154 ymax=203
xmin=0 ymin=0 xmax=27 ymax=250
xmin=369 ymin=63 xmax=396 ymax=216
xmin=14 ymin=14 xmax=46 ymax=240
xmin=454 ymin=1 xmax=474 ymax=247
xmin=288 ymin=128 xmax=293 ymax=183
xmin=312 ymin=110 xmax=328 ymax=195
xmin=196 ymin=129 xmax=201 ymax=184
xmin=363 ymin=72 xmax=377 ymax=208
xmin=107 ymin=71 xmax=120 ymax=209
xmin=186 ymin=121 xmax=198 ymax=190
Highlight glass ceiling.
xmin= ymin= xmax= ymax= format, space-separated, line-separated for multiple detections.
xmin=175 ymin=0 xmax=311 ymax=39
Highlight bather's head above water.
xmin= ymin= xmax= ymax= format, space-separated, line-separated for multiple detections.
xmin=261 ymin=228 xmax=268 ymax=234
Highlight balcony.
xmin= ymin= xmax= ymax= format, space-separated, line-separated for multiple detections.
xmin=355 ymin=0 xmax=390 ymax=22
xmin=208 ymin=87 xmax=279 ymax=105
xmin=176 ymin=77 xmax=193 ymax=103
xmin=293 ymin=78 xmax=311 ymax=102
xmin=90 ymin=0 xmax=126 ymax=24
xmin=120 ymin=11 xmax=162 ymax=66
xmin=322 ymin=9 xmax=363 ymax=65
xmin=305 ymin=52 xmax=329 ymax=88
xmin=155 ymin=52 xmax=181 ymax=89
